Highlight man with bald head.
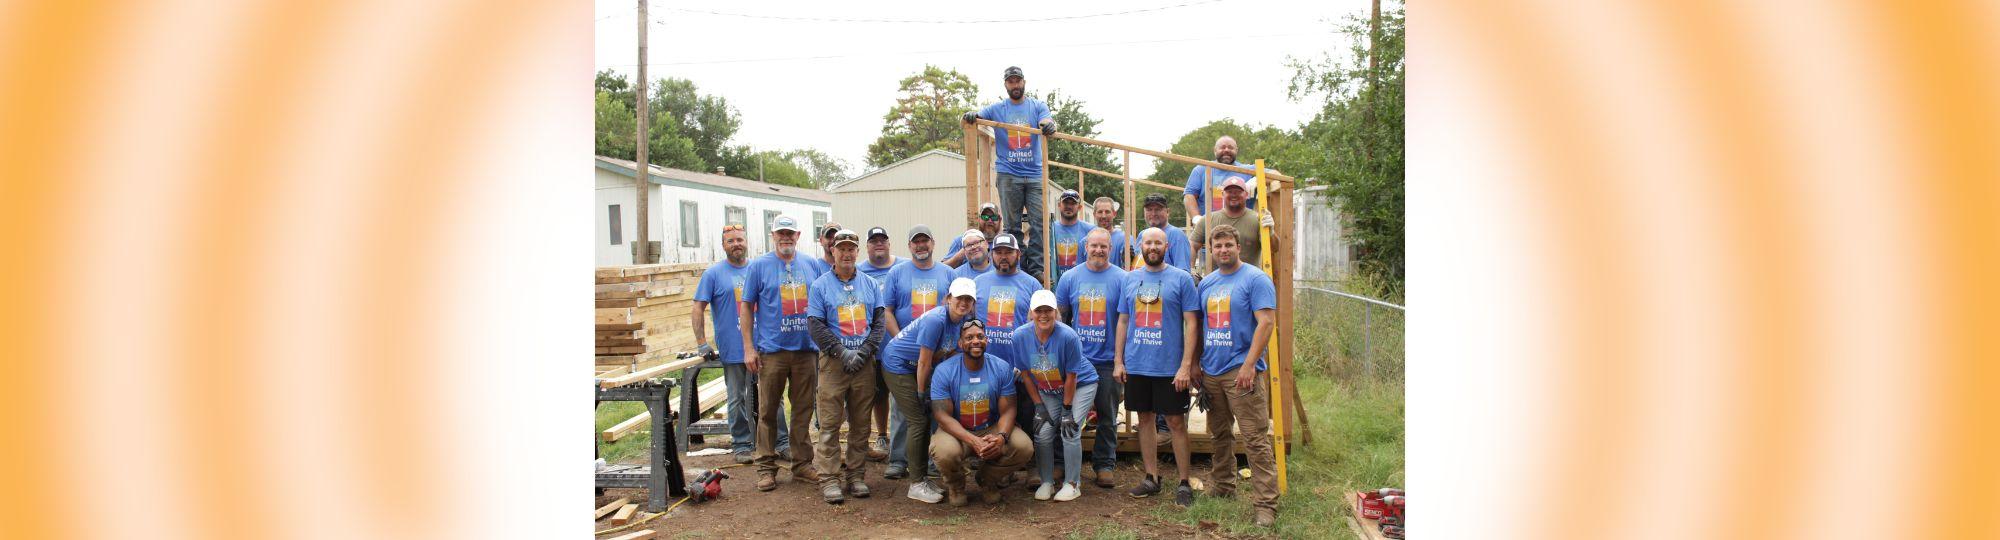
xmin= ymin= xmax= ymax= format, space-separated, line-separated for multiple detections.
xmin=1054 ymin=227 xmax=1128 ymax=486
xmin=1182 ymin=136 xmax=1259 ymax=219
xmin=1113 ymin=226 xmax=1201 ymax=507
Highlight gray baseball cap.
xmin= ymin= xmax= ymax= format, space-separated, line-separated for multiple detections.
xmin=907 ymin=224 xmax=933 ymax=241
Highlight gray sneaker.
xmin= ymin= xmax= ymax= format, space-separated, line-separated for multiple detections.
xmin=821 ymin=482 xmax=845 ymax=504
xmin=883 ymin=463 xmax=909 ymax=480
xmin=1173 ymin=482 xmax=1194 ymax=507
xmin=906 ymin=478 xmax=946 ymax=504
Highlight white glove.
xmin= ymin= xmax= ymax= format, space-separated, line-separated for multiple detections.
xmin=1260 ymin=212 xmax=1274 ymax=230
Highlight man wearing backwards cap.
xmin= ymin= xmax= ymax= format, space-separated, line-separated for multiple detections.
xmin=942 ymin=202 xmax=1004 ymax=268
xmin=1047 ymin=188 xmax=1098 ymax=283
xmin=1130 ymin=193 xmax=1193 ymax=272
xmin=964 ymin=66 xmax=1058 ymax=278
xmin=1190 ymin=176 xmax=1278 ymax=269
xmin=739 ymin=215 xmax=827 ymax=491
xmin=805 ymin=229 xmax=893 ymax=504
xmin=879 ymin=225 xmax=958 ymax=480
xmin=878 ymin=276 xmax=979 ymax=503
xmin=857 ymin=226 xmax=906 ymax=463
xmin=950 ymin=229 xmax=995 ymax=282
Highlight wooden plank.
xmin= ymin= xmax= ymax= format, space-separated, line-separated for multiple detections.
xmin=602 ymin=411 xmax=651 ymax=442
xmin=964 ymin=124 xmax=979 ymax=228
xmin=597 ymin=355 xmax=704 ymax=388
xmin=596 ymin=308 xmax=637 ymax=324
xmin=596 ymin=346 xmax=648 ymax=355
xmin=609 ymin=503 xmax=638 ymax=525
xmin=593 ymin=497 xmax=630 ymax=520
xmin=971 ymin=118 xmax=1296 ymax=185
xmin=1047 ymin=160 xmax=1182 ymax=192
xmin=604 ymin=530 xmax=656 ymax=540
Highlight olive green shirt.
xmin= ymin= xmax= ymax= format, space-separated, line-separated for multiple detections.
xmin=1192 ymin=207 xmax=1265 ymax=269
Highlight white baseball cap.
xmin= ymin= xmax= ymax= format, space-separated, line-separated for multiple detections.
xmin=947 ymin=277 xmax=978 ymax=299
xmin=963 ymin=229 xmax=986 ymax=243
xmin=1029 ymin=289 xmax=1058 ymax=312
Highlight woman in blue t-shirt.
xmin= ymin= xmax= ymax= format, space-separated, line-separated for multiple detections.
xmin=1012 ymin=289 xmax=1099 ymax=502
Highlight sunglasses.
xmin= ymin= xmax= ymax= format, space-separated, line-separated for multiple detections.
xmin=721 ymin=224 xmax=745 ymax=233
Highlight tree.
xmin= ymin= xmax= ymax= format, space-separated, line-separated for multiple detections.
xmin=1290 ymin=3 xmax=1405 ymax=294
xmin=717 ymin=147 xmax=814 ymax=189
xmin=652 ymin=78 xmax=742 ymax=168
xmin=781 ymin=149 xmax=853 ymax=188
xmin=1143 ymin=120 xmax=1306 ymax=225
xmin=1040 ymin=90 xmax=1128 ymax=206
xmin=866 ymin=65 xmax=981 ymax=167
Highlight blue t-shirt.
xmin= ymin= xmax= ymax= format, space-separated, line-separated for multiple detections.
xmin=930 ymin=354 xmax=1017 ymax=432
xmin=980 ymin=98 xmax=1054 ymax=178
xmin=693 ymin=260 xmax=751 ymax=364
xmin=879 ymin=307 xmax=966 ymax=375
xmin=952 ymin=260 xmax=995 ymax=283
xmin=1047 ymin=219 xmax=1097 ymax=278
xmin=808 ymin=271 xmax=884 ymax=351
xmin=1116 ymin=265 xmax=1200 ymax=377
xmin=1104 ymin=228 xmax=1129 ymax=268
xmin=1010 ymin=323 xmax=1098 ymax=393
xmin=882 ymin=260 xmax=957 ymax=328
xmin=1054 ymin=263 xmax=1126 ymax=364
xmin=1197 ymin=264 xmax=1278 ymax=376
xmin=973 ymin=270 xmax=1044 ymax=350
xmin=857 ymin=256 xmax=904 ymax=294
xmin=1129 ymin=225 xmax=1194 ymax=272
xmin=1183 ymin=165 xmax=1259 ymax=214
xmin=738 ymin=252 xmax=825 ymax=353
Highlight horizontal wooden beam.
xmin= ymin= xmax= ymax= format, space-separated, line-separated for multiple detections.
xmin=609 ymin=503 xmax=639 ymax=525
xmin=605 ymin=530 xmax=656 ymax=540
xmin=971 ymin=118 xmax=1296 ymax=184
xmin=1045 ymin=161 xmax=1185 ymax=192
xmin=593 ymin=497 xmax=630 ymax=521
xmin=602 ymin=411 xmax=651 ymax=442
xmin=596 ymin=355 xmax=702 ymax=389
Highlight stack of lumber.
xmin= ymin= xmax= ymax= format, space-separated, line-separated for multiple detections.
xmin=596 ymin=263 xmax=709 ymax=375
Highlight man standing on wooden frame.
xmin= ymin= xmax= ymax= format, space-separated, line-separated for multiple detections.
xmin=1195 ymin=224 xmax=1281 ymax=527
xmin=692 ymin=224 xmax=790 ymax=464
xmin=739 ymin=215 xmax=825 ymax=491
xmin=805 ymin=229 xmax=893 ymax=504
xmin=1114 ymin=227 xmax=1202 ymax=507
xmin=963 ymin=66 xmax=1056 ymax=280
xmin=1191 ymin=177 xmax=1278 ymax=269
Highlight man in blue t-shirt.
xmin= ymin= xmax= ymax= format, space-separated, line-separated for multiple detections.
xmin=1113 ymin=226 xmax=1202 ymax=506
xmin=1054 ymin=228 xmax=1127 ymax=486
xmin=1012 ymin=289 xmax=1099 ymax=501
xmin=963 ymin=66 xmax=1057 ymax=278
xmin=1047 ymin=189 xmax=1097 ymax=284
xmin=941 ymin=203 xmax=1003 ymax=268
xmin=805 ymin=229 xmax=892 ymax=504
xmin=878 ymin=276 xmax=977 ymax=503
xmin=1129 ymin=193 xmax=1193 ymax=272
xmin=1193 ymin=224 xmax=1281 ymax=526
xmin=950 ymin=230 xmax=995 ymax=282
xmin=972 ymin=234 xmax=1044 ymax=354
xmin=879 ymin=225 xmax=958 ymax=482
xmin=1181 ymin=135 xmax=1262 ymax=217
xmin=1090 ymin=197 xmax=1131 ymax=269
xmin=856 ymin=226 xmax=905 ymax=464
xmin=692 ymin=224 xmax=789 ymax=462
xmin=739 ymin=215 xmax=826 ymax=490
xmin=928 ymin=318 xmax=1033 ymax=506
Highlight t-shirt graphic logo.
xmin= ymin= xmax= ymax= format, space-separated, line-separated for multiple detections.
xmin=838 ymin=301 xmax=867 ymax=335
xmin=1056 ymin=236 xmax=1079 ymax=267
xmin=1004 ymin=123 xmax=1034 ymax=150
xmin=1078 ymin=286 xmax=1107 ymax=327
xmin=731 ymin=276 xmax=744 ymax=305
xmin=987 ymin=288 xmax=1017 ymax=329
xmin=780 ymin=279 xmax=809 ymax=316
xmin=909 ymin=280 xmax=938 ymax=318
xmin=1206 ymin=291 xmax=1231 ymax=329
xmin=958 ymin=383 xmax=991 ymax=429
xmin=1135 ymin=282 xmax=1163 ymax=328
xmin=1030 ymin=352 xmax=1062 ymax=392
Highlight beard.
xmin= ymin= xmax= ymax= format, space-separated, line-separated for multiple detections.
xmin=1144 ymin=249 xmax=1165 ymax=266
xmin=1216 ymin=152 xmax=1236 ymax=165
xmin=964 ymin=343 xmax=985 ymax=358
xmin=913 ymin=249 xmax=931 ymax=262
xmin=996 ymin=257 xmax=1016 ymax=273
xmin=776 ymin=245 xmax=794 ymax=257
xmin=1008 ymin=88 xmax=1024 ymax=100
xmin=726 ymin=247 xmax=747 ymax=263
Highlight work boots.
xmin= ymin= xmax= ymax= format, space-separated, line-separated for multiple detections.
xmin=756 ymin=472 xmax=778 ymax=492
xmin=821 ymin=482 xmax=844 ymax=504
xmin=1253 ymin=507 xmax=1278 ymax=527
xmin=848 ymin=478 xmax=871 ymax=498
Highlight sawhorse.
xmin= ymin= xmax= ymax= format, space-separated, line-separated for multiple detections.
xmin=595 ymin=380 xmax=688 ymax=512
xmin=674 ymin=359 xmax=732 ymax=454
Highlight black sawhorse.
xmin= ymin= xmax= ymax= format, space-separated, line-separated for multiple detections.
xmin=674 ymin=359 xmax=732 ymax=454
xmin=595 ymin=380 xmax=688 ymax=512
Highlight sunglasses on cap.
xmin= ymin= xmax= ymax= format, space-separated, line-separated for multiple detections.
xmin=959 ymin=318 xmax=986 ymax=330
xmin=721 ymin=224 xmax=745 ymax=233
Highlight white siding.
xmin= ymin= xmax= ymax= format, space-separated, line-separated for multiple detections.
xmin=1293 ymin=186 xmax=1355 ymax=282
xmin=829 ymin=151 xmax=978 ymax=258
xmin=595 ymin=166 xmax=831 ymax=266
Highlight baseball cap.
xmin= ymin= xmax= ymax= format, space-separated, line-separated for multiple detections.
xmin=962 ymin=229 xmax=986 ymax=243
xmin=866 ymin=227 xmax=889 ymax=240
xmin=820 ymin=221 xmax=843 ymax=239
xmin=773 ymin=216 xmax=801 ymax=233
xmin=1003 ymin=66 xmax=1024 ymax=80
xmin=1029 ymin=289 xmax=1058 ymax=312
xmin=978 ymin=202 xmax=1000 ymax=218
xmin=1221 ymin=177 xmax=1249 ymax=191
xmin=1059 ymin=189 xmax=1081 ymax=202
xmin=907 ymin=224 xmax=933 ymax=241
xmin=1143 ymin=193 xmax=1170 ymax=208
xmin=948 ymin=277 xmax=978 ymax=299
xmin=991 ymin=233 xmax=1019 ymax=251
xmin=831 ymin=229 xmax=860 ymax=246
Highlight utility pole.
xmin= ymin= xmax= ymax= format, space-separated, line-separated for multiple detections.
xmin=633 ymin=0 xmax=652 ymax=264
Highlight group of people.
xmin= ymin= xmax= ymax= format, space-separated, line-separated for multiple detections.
xmin=683 ymin=66 xmax=1284 ymax=527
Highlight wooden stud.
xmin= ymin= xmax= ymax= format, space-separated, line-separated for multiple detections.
xmin=964 ymin=124 xmax=979 ymax=229
xmin=609 ymin=503 xmax=639 ymax=525
xmin=970 ymin=118 xmax=1296 ymax=184
xmin=604 ymin=530 xmax=657 ymax=540
xmin=602 ymin=411 xmax=651 ymax=442
xmin=594 ymin=497 xmax=630 ymax=521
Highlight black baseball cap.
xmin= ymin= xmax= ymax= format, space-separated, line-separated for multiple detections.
xmin=866 ymin=227 xmax=890 ymax=240
xmin=1059 ymin=189 xmax=1081 ymax=202
xmin=1143 ymin=193 xmax=1170 ymax=208
xmin=991 ymin=233 xmax=1020 ymax=251
xmin=1003 ymin=66 xmax=1024 ymax=80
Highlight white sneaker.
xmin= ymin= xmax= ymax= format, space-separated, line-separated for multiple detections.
xmin=1054 ymin=483 xmax=1081 ymax=502
xmin=1034 ymin=482 xmax=1056 ymax=501
xmin=907 ymin=478 xmax=945 ymax=504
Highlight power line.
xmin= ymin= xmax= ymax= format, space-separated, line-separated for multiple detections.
xmin=598 ymin=31 xmax=1331 ymax=68
xmin=661 ymin=0 xmax=1226 ymax=24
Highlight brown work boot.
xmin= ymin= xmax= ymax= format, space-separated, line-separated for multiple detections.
xmin=792 ymin=466 xmax=820 ymax=484
xmin=1253 ymin=507 xmax=1277 ymax=527
xmin=978 ymin=482 xmax=1004 ymax=504
xmin=756 ymin=472 xmax=778 ymax=492
xmin=1094 ymin=469 xmax=1116 ymax=488
xmin=945 ymin=483 xmax=968 ymax=507
xmin=867 ymin=438 xmax=889 ymax=462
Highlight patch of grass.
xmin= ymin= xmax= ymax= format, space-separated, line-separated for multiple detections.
xmin=1294 ymin=274 xmax=1405 ymax=384
xmin=595 ymin=368 xmax=730 ymax=463
xmin=918 ymin=515 xmax=966 ymax=527
xmin=1064 ymin=522 xmax=1139 ymax=540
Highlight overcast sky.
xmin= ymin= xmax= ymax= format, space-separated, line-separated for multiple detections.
xmin=594 ymin=0 xmax=1369 ymax=179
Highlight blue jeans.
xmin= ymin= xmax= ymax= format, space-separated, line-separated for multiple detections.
xmin=996 ymin=173 xmax=1045 ymax=277
xmin=724 ymin=363 xmax=788 ymax=454
xmin=887 ymin=395 xmax=908 ymax=468
xmin=1033 ymin=384 xmax=1098 ymax=486
xmin=1091 ymin=363 xmax=1123 ymax=471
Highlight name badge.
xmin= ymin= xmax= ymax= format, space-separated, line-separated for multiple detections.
xmin=969 ymin=377 xmax=981 ymax=383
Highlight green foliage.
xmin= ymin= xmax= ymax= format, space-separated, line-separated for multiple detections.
xmin=866 ymin=65 xmax=981 ymax=167
xmin=595 ymin=69 xmax=844 ymax=190
xmin=779 ymin=148 xmax=853 ymax=188
xmin=1041 ymin=90 xmax=1127 ymax=203
xmin=1145 ymin=119 xmax=1307 ymax=225
xmin=1290 ymin=4 xmax=1406 ymax=292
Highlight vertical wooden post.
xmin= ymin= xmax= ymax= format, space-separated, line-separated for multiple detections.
xmin=632 ymin=0 xmax=651 ymax=265
xmin=964 ymin=125 xmax=979 ymax=230
xmin=1271 ymin=177 xmax=1310 ymax=445
xmin=1077 ymin=169 xmax=1085 ymax=201
xmin=1122 ymin=151 xmax=1135 ymax=268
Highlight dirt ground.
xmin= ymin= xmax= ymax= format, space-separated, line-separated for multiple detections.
xmin=596 ymin=448 xmax=1249 ymax=539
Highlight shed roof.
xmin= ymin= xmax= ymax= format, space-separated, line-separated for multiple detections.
xmin=595 ymin=155 xmax=832 ymax=205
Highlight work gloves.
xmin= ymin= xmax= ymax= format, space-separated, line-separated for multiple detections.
xmin=697 ymin=343 xmax=717 ymax=360
xmin=1040 ymin=120 xmax=1056 ymax=136
xmin=1260 ymin=212 xmax=1275 ymax=230
xmin=962 ymin=112 xmax=978 ymax=124
xmin=1061 ymin=414 xmax=1080 ymax=439
xmin=841 ymin=349 xmax=865 ymax=374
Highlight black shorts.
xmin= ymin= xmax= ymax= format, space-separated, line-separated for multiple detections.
xmin=1124 ymin=374 xmax=1190 ymax=415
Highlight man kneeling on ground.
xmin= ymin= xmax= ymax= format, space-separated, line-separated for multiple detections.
xmin=928 ymin=318 xmax=1033 ymax=506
